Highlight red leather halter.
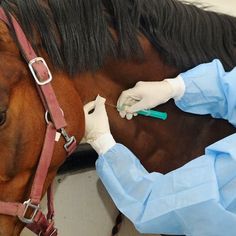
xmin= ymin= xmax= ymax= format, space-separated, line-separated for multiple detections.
xmin=0 ymin=8 xmax=77 ymax=236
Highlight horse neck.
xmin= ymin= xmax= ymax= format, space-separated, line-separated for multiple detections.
xmin=73 ymin=41 xmax=235 ymax=173
xmin=72 ymin=42 xmax=179 ymax=171
xmin=73 ymin=36 xmax=179 ymax=104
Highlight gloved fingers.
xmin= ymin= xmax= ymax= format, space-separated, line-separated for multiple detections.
xmin=126 ymin=100 xmax=148 ymax=113
xmin=126 ymin=112 xmax=138 ymax=120
xmin=117 ymin=97 xmax=135 ymax=111
xmin=95 ymin=95 xmax=106 ymax=106
xmin=82 ymin=95 xmax=111 ymax=145
xmin=94 ymin=95 xmax=107 ymax=113
xmin=119 ymin=110 xmax=126 ymax=118
xmin=117 ymin=88 xmax=141 ymax=111
xmin=119 ymin=110 xmax=138 ymax=120
xmin=117 ymin=97 xmax=139 ymax=118
xmin=117 ymin=99 xmax=134 ymax=119
xmin=83 ymin=95 xmax=106 ymax=116
xmin=126 ymin=113 xmax=134 ymax=120
xmin=83 ymin=101 xmax=96 ymax=115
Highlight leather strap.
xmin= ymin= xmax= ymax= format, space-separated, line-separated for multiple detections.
xmin=0 ymin=7 xmax=8 ymax=24
xmin=10 ymin=14 xmax=67 ymax=130
xmin=0 ymin=202 xmax=24 ymax=217
xmin=27 ymin=211 xmax=57 ymax=236
xmin=47 ymin=185 xmax=55 ymax=221
xmin=30 ymin=123 xmax=57 ymax=204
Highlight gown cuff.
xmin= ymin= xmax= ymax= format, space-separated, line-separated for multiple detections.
xmin=165 ymin=75 xmax=185 ymax=101
xmin=90 ymin=133 xmax=116 ymax=155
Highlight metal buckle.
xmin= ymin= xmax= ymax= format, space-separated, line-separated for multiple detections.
xmin=19 ymin=199 xmax=40 ymax=224
xmin=44 ymin=110 xmax=76 ymax=150
xmin=45 ymin=109 xmax=64 ymax=124
xmin=28 ymin=57 xmax=52 ymax=86
xmin=60 ymin=128 xmax=76 ymax=152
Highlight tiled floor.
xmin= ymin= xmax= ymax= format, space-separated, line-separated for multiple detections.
xmin=22 ymin=170 xmax=155 ymax=236
xmin=22 ymin=1 xmax=236 ymax=235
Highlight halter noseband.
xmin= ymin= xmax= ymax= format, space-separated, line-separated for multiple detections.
xmin=0 ymin=8 xmax=77 ymax=236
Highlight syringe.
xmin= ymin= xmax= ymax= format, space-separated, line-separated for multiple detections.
xmin=106 ymin=102 xmax=167 ymax=120
xmin=137 ymin=109 xmax=167 ymax=120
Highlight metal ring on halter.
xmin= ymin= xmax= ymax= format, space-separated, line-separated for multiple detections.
xmin=44 ymin=109 xmax=64 ymax=124
xmin=19 ymin=199 xmax=40 ymax=224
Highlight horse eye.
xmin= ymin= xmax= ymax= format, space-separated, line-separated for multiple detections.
xmin=0 ymin=111 xmax=7 ymax=126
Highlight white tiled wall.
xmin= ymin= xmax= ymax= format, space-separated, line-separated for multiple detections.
xmin=191 ymin=0 xmax=236 ymax=16
xmin=22 ymin=1 xmax=236 ymax=235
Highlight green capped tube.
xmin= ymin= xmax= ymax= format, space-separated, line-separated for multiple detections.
xmin=137 ymin=109 xmax=167 ymax=120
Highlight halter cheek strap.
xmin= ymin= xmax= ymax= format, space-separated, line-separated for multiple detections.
xmin=0 ymin=7 xmax=77 ymax=236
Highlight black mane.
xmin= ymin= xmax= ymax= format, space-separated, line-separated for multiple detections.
xmin=2 ymin=0 xmax=236 ymax=74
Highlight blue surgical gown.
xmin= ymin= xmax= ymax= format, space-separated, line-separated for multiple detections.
xmin=177 ymin=59 xmax=236 ymax=127
xmin=96 ymin=59 xmax=236 ymax=235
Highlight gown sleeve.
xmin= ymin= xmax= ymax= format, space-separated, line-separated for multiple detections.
xmin=96 ymin=134 xmax=236 ymax=235
xmin=176 ymin=59 xmax=236 ymax=127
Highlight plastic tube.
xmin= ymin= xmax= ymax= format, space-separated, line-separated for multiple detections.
xmin=137 ymin=109 xmax=167 ymax=120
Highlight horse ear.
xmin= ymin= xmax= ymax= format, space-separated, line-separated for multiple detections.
xmin=0 ymin=21 xmax=19 ymax=54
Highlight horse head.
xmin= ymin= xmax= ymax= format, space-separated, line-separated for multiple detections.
xmin=0 ymin=20 xmax=84 ymax=235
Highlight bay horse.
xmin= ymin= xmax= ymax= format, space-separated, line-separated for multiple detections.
xmin=0 ymin=0 xmax=236 ymax=235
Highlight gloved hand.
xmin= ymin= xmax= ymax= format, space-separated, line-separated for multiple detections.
xmin=117 ymin=76 xmax=185 ymax=120
xmin=83 ymin=95 xmax=116 ymax=154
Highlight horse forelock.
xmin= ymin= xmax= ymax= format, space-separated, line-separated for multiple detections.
xmin=1 ymin=0 xmax=236 ymax=75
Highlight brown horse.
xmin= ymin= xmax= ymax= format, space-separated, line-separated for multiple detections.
xmin=0 ymin=0 xmax=236 ymax=235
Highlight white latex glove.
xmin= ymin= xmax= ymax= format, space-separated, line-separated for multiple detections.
xmin=117 ymin=75 xmax=185 ymax=120
xmin=83 ymin=95 xmax=116 ymax=155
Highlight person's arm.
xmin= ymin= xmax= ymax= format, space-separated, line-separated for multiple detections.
xmin=117 ymin=59 xmax=236 ymax=126
xmin=83 ymin=95 xmax=236 ymax=235
xmin=176 ymin=59 xmax=236 ymax=126
xmin=95 ymin=133 xmax=236 ymax=235
xmin=96 ymin=140 xmax=215 ymax=235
